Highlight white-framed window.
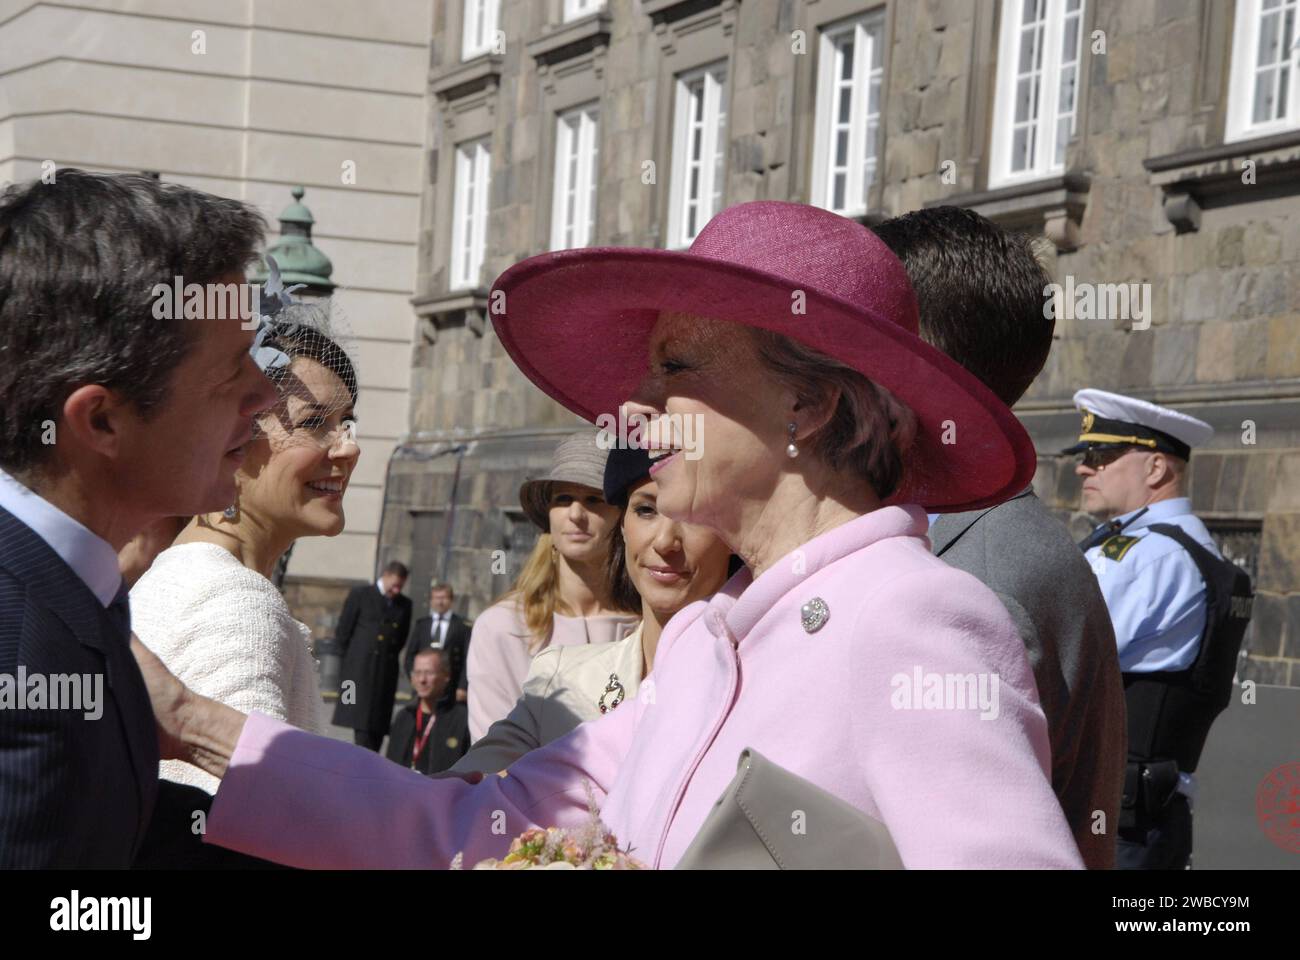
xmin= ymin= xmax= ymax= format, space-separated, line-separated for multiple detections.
xmin=667 ymin=61 xmax=728 ymax=249
xmin=551 ymin=103 xmax=600 ymax=250
xmin=1226 ymin=0 xmax=1300 ymax=143
xmin=461 ymin=0 xmax=500 ymax=61
xmin=563 ymin=0 xmax=604 ymax=22
xmin=450 ymin=138 xmax=491 ymax=290
xmin=810 ymin=11 xmax=885 ymax=217
xmin=989 ymin=0 xmax=1086 ymax=188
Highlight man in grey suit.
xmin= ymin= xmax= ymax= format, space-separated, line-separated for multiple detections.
xmin=874 ymin=208 xmax=1125 ymax=869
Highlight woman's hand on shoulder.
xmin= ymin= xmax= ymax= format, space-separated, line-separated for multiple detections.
xmin=130 ymin=632 xmax=190 ymax=761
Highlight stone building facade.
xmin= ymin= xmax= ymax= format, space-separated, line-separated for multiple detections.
xmin=392 ymin=0 xmax=1297 ymax=684
xmin=0 ymin=0 xmax=434 ymax=645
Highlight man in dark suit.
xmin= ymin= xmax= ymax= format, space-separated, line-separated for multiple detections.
xmin=874 ymin=208 xmax=1126 ymax=869
xmin=332 ymin=561 xmax=414 ymax=751
xmin=405 ymin=582 xmax=471 ymax=703
xmin=386 ymin=648 xmax=469 ymax=775
xmin=0 ymin=171 xmax=276 ymax=866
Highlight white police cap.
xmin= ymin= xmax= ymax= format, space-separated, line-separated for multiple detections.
xmin=1063 ymin=388 xmax=1213 ymax=459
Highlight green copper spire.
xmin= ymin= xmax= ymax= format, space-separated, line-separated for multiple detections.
xmin=250 ymin=185 xmax=335 ymax=294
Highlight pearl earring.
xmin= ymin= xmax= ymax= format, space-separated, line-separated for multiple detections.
xmin=786 ymin=422 xmax=799 ymax=459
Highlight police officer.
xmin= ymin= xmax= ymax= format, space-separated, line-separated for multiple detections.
xmin=1064 ymin=389 xmax=1222 ymax=870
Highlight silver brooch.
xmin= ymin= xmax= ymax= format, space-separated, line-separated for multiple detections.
xmin=800 ymin=597 xmax=829 ymax=633
xmin=598 ymin=673 xmax=625 ymax=714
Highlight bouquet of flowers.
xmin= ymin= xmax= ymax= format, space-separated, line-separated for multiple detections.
xmin=450 ymin=782 xmax=646 ymax=870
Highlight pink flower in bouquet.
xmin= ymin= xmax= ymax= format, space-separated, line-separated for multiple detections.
xmin=450 ymin=781 xmax=647 ymax=870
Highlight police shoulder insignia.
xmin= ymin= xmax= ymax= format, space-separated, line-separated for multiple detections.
xmin=1100 ymin=534 xmax=1141 ymax=562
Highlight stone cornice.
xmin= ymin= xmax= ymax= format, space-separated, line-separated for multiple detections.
xmin=925 ymin=173 xmax=1091 ymax=252
xmin=1143 ymin=129 xmax=1300 ymax=233
xmin=429 ymin=55 xmax=503 ymax=102
xmin=526 ymin=11 xmax=611 ymax=67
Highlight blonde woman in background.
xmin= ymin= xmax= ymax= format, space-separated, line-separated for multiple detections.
xmin=466 ymin=430 xmax=640 ymax=741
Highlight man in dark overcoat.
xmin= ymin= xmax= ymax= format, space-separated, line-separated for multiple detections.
xmin=332 ymin=560 xmax=413 ymax=750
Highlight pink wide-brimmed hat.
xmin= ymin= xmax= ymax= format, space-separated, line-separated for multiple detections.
xmin=489 ymin=201 xmax=1036 ymax=512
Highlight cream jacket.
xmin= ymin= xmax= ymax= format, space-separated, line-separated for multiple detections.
xmin=453 ymin=623 xmax=645 ymax=774
xmin=130 ymin=542 xmax=323 ymax=794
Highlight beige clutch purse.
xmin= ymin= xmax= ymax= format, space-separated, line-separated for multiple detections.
xmin=675 ymin=748 xmax=904 ymax=870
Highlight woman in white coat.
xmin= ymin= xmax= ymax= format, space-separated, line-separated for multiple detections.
xmin=130 ymin=304 xmax=359 ymax=793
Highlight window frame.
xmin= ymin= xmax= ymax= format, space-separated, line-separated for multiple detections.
xmin=988 ymin=0 xmax=1087 ymax=189
xmin=563 ymin=0 xmax=605 ymax=23
xmin=810 ymin=9 xmax=886 ymax=218
xmin=666 ymin=60 xmax=729 ymax=250
xmin=449 ymin=137 xmax=491 ymax=291
xmin=1225 ymin=0 xmax=1300 ymax=144
xmin=550 ymin=102 xmax=601 ymax=250
xmin=461 ymin=0 xmax=501 ymax=61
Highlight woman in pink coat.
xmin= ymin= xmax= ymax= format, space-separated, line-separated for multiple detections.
xmin=134 ymin=201 xmax=1083 ymax=869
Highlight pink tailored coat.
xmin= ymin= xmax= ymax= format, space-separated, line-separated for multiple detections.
xmin=206 ymin=505 xmax=1083 ymax=869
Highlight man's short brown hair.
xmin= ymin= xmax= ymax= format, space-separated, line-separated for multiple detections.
xmin=873 ymin=206 xmax=1054 ymax=408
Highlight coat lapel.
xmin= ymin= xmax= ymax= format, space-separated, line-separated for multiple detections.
xmin=0 ymin=505 xmax=157 ymax=844
xmin=0 ymin=505 xmax=106 ymax=646
xmin=929 ymin=489 xmax=1034 ymax=557
xmin=614 ymin=628 xmax=645 ymax=694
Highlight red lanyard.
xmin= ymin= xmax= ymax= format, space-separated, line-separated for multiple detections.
xmin=411 ymin=706 xmax=437 ymax=769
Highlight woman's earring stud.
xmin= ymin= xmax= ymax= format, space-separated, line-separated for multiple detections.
xmin=223 ymin=503 xmax=238 ymax=521
xmin=786 ymin=422 xmax=799 ymax=459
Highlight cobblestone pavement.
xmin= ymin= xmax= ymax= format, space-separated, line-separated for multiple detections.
xmin=315 ymin=691 xmax=415 ymax=756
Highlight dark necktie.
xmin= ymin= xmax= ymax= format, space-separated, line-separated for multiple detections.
xmin=1077 ymin=506 xmax=1149 ymax=552
xmin=106 ymin=580 xmax=131 ymax=641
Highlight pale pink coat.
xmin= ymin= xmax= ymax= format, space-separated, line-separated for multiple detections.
xmin=207 ymin=506 xmax=1082 ymax=869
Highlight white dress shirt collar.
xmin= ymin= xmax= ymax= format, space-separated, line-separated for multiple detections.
xmin=0 ymin=468 xmax=122 ymax=606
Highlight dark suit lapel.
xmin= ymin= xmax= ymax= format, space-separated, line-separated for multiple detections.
xmin=929 ymin=489 xmax=1035 ymax=557
xmin=0 ymin=505 xmax=106 ymax=648
xmin=0 ymin=505 xmax=156 ymax=844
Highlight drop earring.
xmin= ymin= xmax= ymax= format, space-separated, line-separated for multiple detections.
xmin=786 ymin=422 xmax=799 ymax=459
xmin=223 ymin=496 xmax=239 ymax=522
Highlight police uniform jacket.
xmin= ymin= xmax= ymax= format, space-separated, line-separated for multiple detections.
xmin=1083 ymin=497 xmax=1219 ymax=674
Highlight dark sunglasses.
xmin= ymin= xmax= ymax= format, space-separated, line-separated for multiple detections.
xmin=1079 ymin=446 xmax=1137 ymax=470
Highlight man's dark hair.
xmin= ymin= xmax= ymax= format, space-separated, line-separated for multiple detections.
xmin=0 ymin=170 xmax=266 ymax=474
xmin=382 ymin=561 xmax=409 ymax=579
xmin=429 ymin=582 xmax=453 ymax=596
xmin=872 ymin=206 xmax=1054 ymax=407
xmin=412 ymin=647 xmax=447 ymax=669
